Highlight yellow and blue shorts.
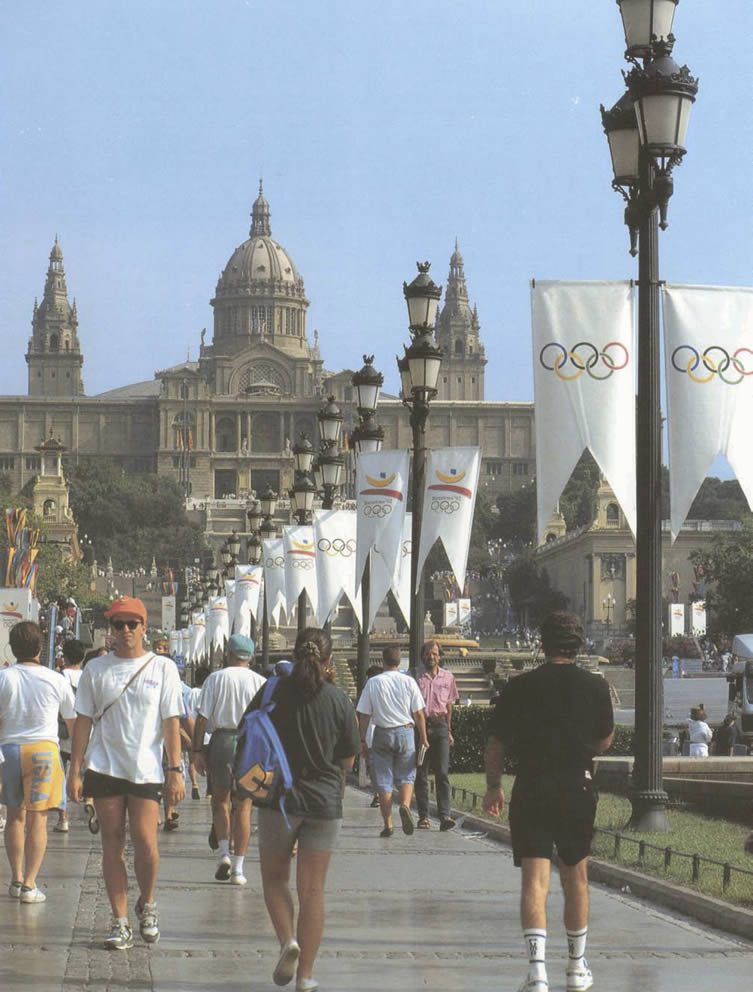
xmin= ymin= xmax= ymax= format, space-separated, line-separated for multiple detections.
xmin=0 ymin=740 xmax=66 ymax=811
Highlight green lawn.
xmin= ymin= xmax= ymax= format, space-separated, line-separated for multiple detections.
xmin=448 ymin=773 xmax=753 ymax=909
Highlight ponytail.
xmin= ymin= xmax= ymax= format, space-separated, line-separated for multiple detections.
xmin=292 ymin=626 xmax=333 ymax=701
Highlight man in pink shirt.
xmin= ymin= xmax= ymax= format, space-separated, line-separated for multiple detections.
xmin=414 ymin=640 xmax=459 ymax=831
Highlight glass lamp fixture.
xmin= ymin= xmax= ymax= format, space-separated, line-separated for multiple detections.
xmin=246 ymin=500 xmax=263 ymax=533
xmin=353 ymin=355 xmax=383 ymax=414
xmin=403 ymin=261 xmax=442 ymax=333
xmin=228 ymin=531 xmax=241 ymax=559
xmin=351 ymin=417 xmax=384 ymax=455
xmin=397 ymin=354 xmax=412 ymax=400
xmin=260 ymin=487 xmax=278 ymax=518
xmin=292 ymin=474 xmax=316 ymax=517
xmin=318 ymin=396 xmax=343 ymax=446
xmin=318 ymin=445 xmax=344 ymax=489
xmin=405 ymin=331 xmax=443 ymax=393
xmin=600 ymin=90 xmax=640 ymax=186
xmin=618 ymin=0 xmax=678 ymax=58
xmin=293 ymin=434 xmax=315 ymax=474
xmin=260 ymin=516 xmax=277 ymax=541
xmin=247 ymin=534 xmax=263 ymax=565
xmin=219 ymin=543 xmax=232 ymax=567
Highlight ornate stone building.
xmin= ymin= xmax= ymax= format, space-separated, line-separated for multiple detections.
xmin=0 ymin=185 xmax=535 ymax=523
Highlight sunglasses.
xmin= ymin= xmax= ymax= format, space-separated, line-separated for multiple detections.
xmin=110 ymin=619 xmax=142 ymax=631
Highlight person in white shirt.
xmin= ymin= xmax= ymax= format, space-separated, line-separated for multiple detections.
xmin=0 ymin=621 xmax=75 ymax=904
xmin=356 ymin=646 xmax=428 ymax=838
xmin=687 ymin=705 xmax=713 ymax=757
xmin=67 ymin=597 xmax=184 ymax=951
xmin=192 ymin=634 xmax=265 ymax=885
xmin=54 ymin=638 xmax=86 ymax=833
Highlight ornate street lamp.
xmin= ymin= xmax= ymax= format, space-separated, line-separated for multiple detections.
xmin=260 ymin=487 xmax=278 ymax=519
xmin=317 ymin=396 xmax=343 ymax=447
xmin=397 ymin=262 xmax=443 ymax=670
xmin=352 ymin=356 xmax=384 ymax=698
xmin=293 ymin=433 xmax=315 ymax=475
xmin=247 ymin=533 xmax=263 ymax=566
xmin=601 ymin=0 xmax=697 ymax=832
xmin=317 ymin=397 xmax=344 ymax=511
xmin=291 ymin=467 xmax=317 ymax=631
xmin=248 ymin=493 xmax=278 ymax=669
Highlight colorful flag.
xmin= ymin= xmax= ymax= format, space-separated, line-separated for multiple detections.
xmin=283 ymin=525 xmax=318 ymax=624
xmin=313 ymin=509 xmax=362 ymax=628
xmin=355 ymin=449 xmax=409 ymax=591
xmin=233 ymin=564 xmax=263 ymax=637
xmin=263 ymin=538 xmax=287 ymax=627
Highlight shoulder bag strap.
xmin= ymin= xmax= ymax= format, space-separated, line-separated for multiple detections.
xmin=95 ymin=653 xmax=156 ymax=724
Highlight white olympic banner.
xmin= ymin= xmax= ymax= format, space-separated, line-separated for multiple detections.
xmin=414 ymin=447 xmax=481 ymax=595
xmin=663 ymin=284 xmax=753 ymax=539
xmin=263 ymin=538 xmax=287 ymax=627
xmin=223 ymin=579 xmax=236 ymax=634
xmin=189 ymin=611 xmax=206 ymax=661
xmin=669 ymin=603 xmax=685 ymax=638
xmin=233 ymin=565 xmax=263 ymax=637
xmin=368 ymin=513 xmax=412 ymax=631
xmin=690 ymin=600 xmax=707 ymax=636
xmin=283 ymin=525 xmax=318 ymax=622
xmin=313 ymin=509 xmax=362 ymax=628
xmin=206 ymin=595 xmax=230 ymax=651
xmin=180 ymin=628 xmax=190 ymax=659
xmin=355 ymin=449 xmax=409 ymax=591
xmin=169 ymin=630 xmax=180 ymax=656
xmin=531 ymin=280 xmax=636 ymax=541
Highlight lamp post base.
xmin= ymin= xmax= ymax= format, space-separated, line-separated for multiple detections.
xmin=626 ymin=789 xmax=671 ymax=833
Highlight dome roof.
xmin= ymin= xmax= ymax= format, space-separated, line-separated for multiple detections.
xmin=215 ymin=182 xmax=304 ymax=295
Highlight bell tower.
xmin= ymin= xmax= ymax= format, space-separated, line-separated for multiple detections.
xmin=434 ymin=241 xmax=486 ymax=401
xmin=26 ymin=238 xmax=84 ymax=397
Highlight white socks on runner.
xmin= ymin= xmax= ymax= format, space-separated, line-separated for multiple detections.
xmin=230 ymin=854 xmax=244 ymax=875
xmin=218 ymin=839 xmax=230 ymax=858
xmin=523 ymin=928 xmax=547 ymax=985
xmin=567 ymin=926 xmax=588 ymax=970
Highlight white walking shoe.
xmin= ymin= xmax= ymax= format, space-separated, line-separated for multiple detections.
xmin=566 ymin=959 xmax=594 ymax=991
xmin=20 ymin=886 xmax=46 ymax=904
xmin=229 ymin=871 xmax=247 ymax=886
xmin=272 ymin=937 xmax=300 ymax=986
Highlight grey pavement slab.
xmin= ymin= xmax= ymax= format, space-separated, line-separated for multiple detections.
xmin=1 ymin=788 xmax=751 ymax=991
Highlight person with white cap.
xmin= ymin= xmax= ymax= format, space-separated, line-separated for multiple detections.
xmin=192 ymin=634 xmax=265 ymax=885
xmin=67 ymin=596 xmax=184 ymax=950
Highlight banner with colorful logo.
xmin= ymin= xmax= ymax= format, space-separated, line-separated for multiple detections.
xmin=355 ymin=449 xmax=410 ymax=591
xmin=531 ymin=280 xmax=636 ymax=542
xmin=263 ymin=538 xmax=287 ymax=627
xmin=669 ymin=603 xmax=685 ymax=638
xmin=206 ymin=595 xmax=230 ymax=651
xmin=367 ymin=512 xmax=412 ymax=631
xmin=223 ymin=579 xmax=236 ymax=634
xmin=283 ymin=525 xmax=318 ymax=623
xmin=663 ymin=284 xmax=753 ymax=539
xmin=189 ymin=610 xmax=206 ymax=662
xmin=415 ymin=447 xmax=481 ymax=595
xmin=233 ymin=565 xmax=263 ymax=637
xmin=313 ymin=509 xmax=362 ymax=628
xmin=690 ymin=600 xmax=706 ymax=636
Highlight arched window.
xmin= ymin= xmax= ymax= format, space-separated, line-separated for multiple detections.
xmin=606 ymin=503 xmax=620 ymax=525
xmin=43 ymin=499 xmax=56 ymax=517
xmin=49 ymin=333 xmax=59 ymax=352
xmin=454 ymin=339 xmax=463 ymax=355
xmin=215 ymin=416 xmax=237 ymax=453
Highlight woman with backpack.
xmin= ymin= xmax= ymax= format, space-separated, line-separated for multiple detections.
xmin=250 ymin=626 xmax=359 ymax=992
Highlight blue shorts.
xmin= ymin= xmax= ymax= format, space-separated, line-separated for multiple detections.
xmin=370 ymin=726 xmax=417 ymax=793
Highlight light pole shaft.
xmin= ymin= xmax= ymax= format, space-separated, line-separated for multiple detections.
xmin=261 ymin=593 xmax=270 ymax=669
xmin=410 ymin=410 xmax=427 ymax=670
xmin=630 ymin=152 xmax=669 ymax=830
xmin=356 ymin=554 xmax=371 ymax=697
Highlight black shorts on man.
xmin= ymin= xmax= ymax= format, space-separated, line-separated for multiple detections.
xmin=509 ymin=770 xmax=597 ymax=866
xmin=83 ymin=769 xmax=163 ymax=803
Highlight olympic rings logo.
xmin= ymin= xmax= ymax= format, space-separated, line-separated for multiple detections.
xmin=539 ymin=341 xmax=629 ymax=381
xmin=431 ymin=496 xmax=461 ymax=514
xmin=265 ymin=555 xmax=284 ymax=568
xmin=317 ymin=538 xmax=356 ymax=557
xmin=364 ymin=502 xmax=392 ymax=518
xmin=671 ymin=345 xmax=753 ymax=385
xmin=401 ymin=540 xmax=411 ymax=558
xmin=291 ymin=558 xmax=314 ymax=570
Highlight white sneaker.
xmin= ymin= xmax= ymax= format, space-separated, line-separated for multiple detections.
xmin=135 ymin=898 xmax=160 ymax=943
xmin=273 ymin=937 xmax=300 ymax=986
xmin=518 ymin=979 xmax=548 ymax=992
xmin=103 ymin=919 xmax=134 ymax=950
xmin=567 ymin=959 xmax=593 ymax=992
xmin=19 ymin=886 xmax=46 ymax=904
xmin=229 ymin=871 xmax=247 ymax=886
xmin=8 ymin=881 xmax=23 ymax=899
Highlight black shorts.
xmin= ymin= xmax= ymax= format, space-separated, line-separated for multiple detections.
xmin=83 ymin=770 xmax=163 ymax=803
xmin=509 ymin=772 xmax=597 ymax=867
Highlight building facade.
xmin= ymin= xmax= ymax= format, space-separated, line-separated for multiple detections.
xmin=1 ymin=186 xmax=535 ymax=523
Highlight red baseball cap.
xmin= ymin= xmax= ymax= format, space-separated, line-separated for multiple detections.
xmin=104 ymin=596 xmax=147 ymax=624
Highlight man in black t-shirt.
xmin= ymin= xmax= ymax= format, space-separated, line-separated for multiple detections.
xmin=483 ymin=612 xmax=613 ymax=992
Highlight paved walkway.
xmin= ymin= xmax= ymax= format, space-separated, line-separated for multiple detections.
xmin=1 ymin=788 xmax=752 ymax=992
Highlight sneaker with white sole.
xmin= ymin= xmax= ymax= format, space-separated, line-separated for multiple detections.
xmin=135 ymin=898 xmax=160 ymax=943
xmin=566 ymin=960 xmax=593 ymax=991
xmin=19 ymin=885 xmax=46 ymax=904
xmin=53 ymin=820 xmax=69 ymax=833
xmin=214 ymin=855 xmax=231 ymax=881
xmin=518 ymin=979 xmax=548 ymax=992
xmin=229 ymin=872 xmax=247 ymax=886
xmin=8 ymin=881 xmax=23 ymax=899
xmin=103 ymin=919 xmax=134 ymax=950
xmin=273 ymin=937 xmax=300 ymax=986
xmin=296 ymin=978 xmax=319 ymax=992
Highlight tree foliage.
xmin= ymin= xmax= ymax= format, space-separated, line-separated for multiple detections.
xmin=687 ymin=477 xmax=750 ymax=522
xmin=690 ymin=518 xmax=753 ymax=634
xmin=505 ymin=553 xmax=568 ymax=627
xmin=66 ymin=459 xmax=205 ymax=573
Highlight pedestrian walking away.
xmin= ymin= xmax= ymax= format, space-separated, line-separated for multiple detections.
xmin=483 ymin=611 xmax=614 ymax=992
xmin=0 ymin=621 xmax=76 ymax=904
xmin=66 ymin=596 xmax=185 ymax=950
xmin=247 ymin=626 xmax=359 ymax=991
xmin=192 ymin=633 xmax=265 ymax=885
xmin=356 ymin=645 xmax=428 ymax=838
xmin=54 ymin=637 xmax=86 ymax=833
xmin=414 ymin=639 xmax=459 ymax=831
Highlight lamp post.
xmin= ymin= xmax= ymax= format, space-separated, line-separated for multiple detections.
xmin=317 ymin=396 xmax=345 ymax=511
xmin=602 ymin=593 xmax=616 ymax=639
xmin=352 ymin=355 xmax=385 ymax=696
xmin=247 ymin=487 xmax=278 ymax=669
xmin=601 ymin=0 xmax=697 ymax=832
xmin=396 ymin=262 xmax=443 ymax=669
xmin=292 ymin=435 xmax=317 ymax=632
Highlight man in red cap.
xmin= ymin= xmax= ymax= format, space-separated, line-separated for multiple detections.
xmin=67 ymin=596 xmax=185 ymax=950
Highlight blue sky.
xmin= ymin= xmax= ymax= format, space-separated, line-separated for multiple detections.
xmin=1 ymin=1 xmax=750 ymax=431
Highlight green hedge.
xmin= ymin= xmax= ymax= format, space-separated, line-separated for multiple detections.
xmin=449 ymin=706 xmax=635 ymax=773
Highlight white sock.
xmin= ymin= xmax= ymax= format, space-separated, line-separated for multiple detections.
xmin=230 ymin=854 xmax=244 ymax=874
xmin=115 ymin=916 xmax=129 ymax=927
xmin=567 ymin=926 xmax=588 ymax=968
xmin=218 ymin=838 xmax=230 ymax=858
xmin=523 ymin=928 xmax=547 ymax=983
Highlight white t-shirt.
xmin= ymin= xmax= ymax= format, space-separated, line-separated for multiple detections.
xmin=356 ymin=670 xmax=425 ymax=729
xmin=75 ymin=651 xmax=184 ymax=784
xmin=198 ymin=666 xmax=266 ymax=732
xmin=63 ymin=667 xmax=83 ymax=691
xmin=0 ymin=664 xmax=76 ymax=744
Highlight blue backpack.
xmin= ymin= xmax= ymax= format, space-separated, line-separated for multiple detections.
xmin=233 ymin=677 xmax=293 ymax=822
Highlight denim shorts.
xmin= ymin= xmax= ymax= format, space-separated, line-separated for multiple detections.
xmin=370 ymin=725 xmax=417 ymax=792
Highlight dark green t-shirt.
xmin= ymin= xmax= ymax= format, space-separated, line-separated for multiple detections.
xmin=247 ymin=678 xmax=359 ymax=819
